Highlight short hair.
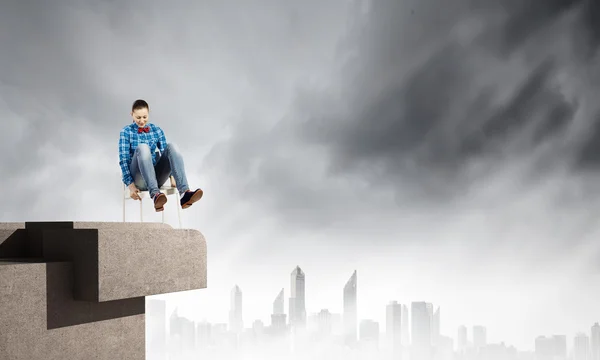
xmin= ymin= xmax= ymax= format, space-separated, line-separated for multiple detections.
xmin=132 ymin=99 xmax=149 ymax=112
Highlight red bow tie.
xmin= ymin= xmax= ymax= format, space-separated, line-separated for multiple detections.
xmin=138 ymin=126 xmax=149 ymax=133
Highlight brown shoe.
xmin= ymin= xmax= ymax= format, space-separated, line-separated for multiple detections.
xmin=180 ymin=188 xmax=203 ymax=209
xmin=152 ymin=192 xmax=168 ymax=212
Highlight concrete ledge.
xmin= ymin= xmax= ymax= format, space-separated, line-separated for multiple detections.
xmin=41 ymin=228 xmax=207 ymax=301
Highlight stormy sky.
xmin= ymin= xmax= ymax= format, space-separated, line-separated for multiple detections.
xmin=2 ymin=0 xmax=600 ymax=350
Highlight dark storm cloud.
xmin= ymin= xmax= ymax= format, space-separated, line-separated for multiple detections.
xmin=319 ymin=0 xmax=594 ymax=187
xmin=206 ymin=0 xmax=600 ymax=225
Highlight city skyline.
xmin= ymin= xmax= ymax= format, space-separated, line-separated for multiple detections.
xmin=152 ymin=293 xmax=600 ymax=358
xmin=152 ymin=257 xmax=600 ymax=352
xmin=166 ymin=266 xmax=600 ymax=354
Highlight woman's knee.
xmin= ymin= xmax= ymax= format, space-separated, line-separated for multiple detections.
xmin=135 ymin=143 xmax=151 ymax=157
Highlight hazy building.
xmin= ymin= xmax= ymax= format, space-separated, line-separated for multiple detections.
xmin=411 ymin=302 xmax=431 ymax=347
xmin=343 ymin=270 xmax=358 ymax=345
xmin=436 ymin=335 xmax=454 ymax=360
xmin=146 ymin=299 xmax=167 ymax=360
xmin=270 ymin=314 xmax=287 ymax=335
xmin=553 ymin=335 xmax=567 ymax=360
xmin=386 ymin=301 xmax=402 ymax=353
xmin=273 ymin=288 xmax=284 ymax=315
xmin=535 ymin=335 xmax=567 ymax=360
xmin=485 ymin=342 xmax=515 ymax=360
xmin=317 ymin=309 xmax=333 ymax=336
xmin=426 ymin=303 xmax=433 ymax=335
xmin=457 ymin=325 xmax=467 ymax=353
xmin=411 ymin=301 xmax=432 ymax=360
xmin=535 ymin=336 xmax=555 ymax=360
xmin=401 ymin=304 xmax=410 ymax=346
xmin=195 ymin=321 xmax=211 ymax=348
xmin=289 ymin=266 xmax=306 ymax=328
xmin=574 ymin=333 xmax=590 ymax=360
xmin=432 ymin=306 xmax=440 ymax=346
xmin=360 ymin=319 xmax=380 ymax=350
xmin=592 ymin=323 xmax=600 ymax=360
xmin=271 ymin=288 xmax=287 ymax=335
xmin=179 ymin=317 xmax=196 ymax=356
xmin=473 ymin=325 xmax=487 ymax=350
xmin=252 ymin=320 xmax=265 ymax=342
xmin=169 ymin=309 xmax=188 ymax=358
xmin=229 ymin=285 xmax=243 ymax=334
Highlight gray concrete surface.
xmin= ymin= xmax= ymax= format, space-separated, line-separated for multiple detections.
xmin=0 ymin=261 xmax=145 ymax=359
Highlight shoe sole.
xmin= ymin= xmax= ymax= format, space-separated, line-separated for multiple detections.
xmin=181 ymin=189 xmax=203 ymax=209
xmin=154 ymin=194 xmax=168 ymax=212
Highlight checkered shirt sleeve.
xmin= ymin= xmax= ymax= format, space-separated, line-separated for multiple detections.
xmin=119 ymin=126 xmax=134 ymax=186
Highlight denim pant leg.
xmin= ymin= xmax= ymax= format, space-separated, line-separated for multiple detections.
xmin=154 ymin=142 xmax=190 ymax=195
xmin=130 ymin=143 xmax=160 ymax=197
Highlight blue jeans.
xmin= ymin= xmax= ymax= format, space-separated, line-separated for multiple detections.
xmin=130 ymin=143 xmax=190 ymax=197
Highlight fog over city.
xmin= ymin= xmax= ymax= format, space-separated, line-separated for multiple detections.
xmin=3 ymin=0 xmax=600 ymax=358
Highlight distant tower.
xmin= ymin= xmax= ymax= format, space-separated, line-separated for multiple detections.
xmin=317 ymin=309 xmax=333 ymax=336
xmin=592 ymin=323 xmax=600 ymax=360
xmin=401 ymin=304 xmax=410 ymax=346
xmin=553 ymin=335 xmax=567 ymax=360
xmin=411 ymin=302 xmax=431 ymax=346
xmin=229 ymin=285 xmax=243 ymax=334
xmin=273 ymin=288 xmax=284 ymax=315
xmin=360 ymin=319 xmax=380 ymax=350
xmin=574 ymin=333 xmax=590 ymax=360
xmin=411 ymin=301 xmax=432 ymax=360
xmin=473 ymin=325 xmax=487 ymax=350
xmin=457 ymin=325 xmax=467 ymax=353
xmin=270 ymin=288 xmax=287 ymax=334
xmin=146 ymin=299 xmax=167 ymax=360
xmin=432 ymin=306 xmax=440 ymax=346
xmin=386 ymin=301 xmax=402 ymax=353
xmin=289 ymin=266 xmax=306 ymax=328
xmin=343 ymin=270 xmax=358 ymax=345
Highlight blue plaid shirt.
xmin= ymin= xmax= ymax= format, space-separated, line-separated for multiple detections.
xmin=118 ymin=122 xmax=169 ymax=186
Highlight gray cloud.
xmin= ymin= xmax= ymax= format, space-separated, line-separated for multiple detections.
xmin=206 ymin=0 xmax=600 ymax=225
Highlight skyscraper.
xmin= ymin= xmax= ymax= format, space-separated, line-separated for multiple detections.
xmin=401 ymin=304 xmax=410 ymax=346
xmin=146 ymin=299 xmax=167 ymax=360
xmin=360 ymin=319 xmax=380 ymax=342
xmin=473 ymin=326 xmax=487 ymax=350
xmin=343 ymin=270 xmax=358 ymax=344
xmin=411 ymin=302 xmax=431 ymax=347
xmin=273 ymin=288 xmax=284 ymax=315
xmin=574 ymin=333 xmax=590 ymax=360
xmin=553 ymin=335 xmax=567 ymax=360
xmin=386 ymin=301 xmax=402 ymax=352
xmin=535 ymin=335 xmax=567 ymax=360
xmin=411 ymin=301 xmax=432 ymax=360
xmin=535 ymin=336 xmax=554 ymax=360
xmin=229 ymin=285 xmax=243 ymax=334
xmin=592 ymin=323 xmax=600 ymax=360
xmin=289 ymin=266 xmax=306 ymax=328
xmin=317 ymin=309 xmax=333 ymax=336
xmin=457 ymin=325 xmax=467 ymax=353
xmin=432 ymin=306 xmax=440 ymax=346
xmin=271 ymin=288 xmax=287 ymax=334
